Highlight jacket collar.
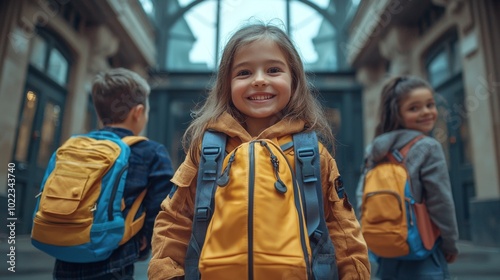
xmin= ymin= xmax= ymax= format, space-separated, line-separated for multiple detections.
xmin=207 ymin=112 xmax=306 ymax=143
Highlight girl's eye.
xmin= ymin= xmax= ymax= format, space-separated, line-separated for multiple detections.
xmin=268 ymin=67 xmax=282 ymax=74
xmin=236 ymin=70 xmax=251 ymax=76
xmin=409 ymin=106 xmax=419 ymax=112
xmin=427 ymin=102 xmax=436 ymax=108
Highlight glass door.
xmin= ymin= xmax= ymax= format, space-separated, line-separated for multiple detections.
xmin=12 ymin=69 xmax=65 ymax=234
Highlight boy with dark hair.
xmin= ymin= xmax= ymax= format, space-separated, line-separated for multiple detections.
xmin=53 ymin=68 xmax=174 ymax=279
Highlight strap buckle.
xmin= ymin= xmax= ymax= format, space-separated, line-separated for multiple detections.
xmin=297 ymin=148 xmax=317 ymax=183
xmin=202 ymin=147 xmax=221 ymax=181
xmin=195 ymin=207 xmax=211 ymax=222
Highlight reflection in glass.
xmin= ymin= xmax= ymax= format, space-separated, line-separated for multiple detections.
xmin=15 ymin=91 xmax=38 ymax=162
xmin=37 ymin=102 xmax=61 ymax=167
xmin=47 ymin=48 xmax=69 ymax=86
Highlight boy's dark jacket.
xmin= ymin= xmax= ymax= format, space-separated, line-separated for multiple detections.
xmin=148 ymin=112 xmax=371 ymax=280
xmin=356 ymin=129 xmax=459 ymax=256
xmin=54 ymin=127 xmax=174 ymax=278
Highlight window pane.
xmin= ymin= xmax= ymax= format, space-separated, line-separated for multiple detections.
xmin=427 ymin=50 xmax=449 ymax=86
xmin=37 ymin=101 xmax=61 ymax=167
xmin=29 ymin=35 xmax=47 ymax=70
xmin=47 ymin=48 xmax=69 ymax=86
xmin=291 ymin=0 xmax=337 ymax=71
xmin=15 ymin=91 xmax=38 ymax=162
xmin=451 ymin=40 xmax=462 ymax=74
xmin=170 ymin=0 xmax=217 ymax=70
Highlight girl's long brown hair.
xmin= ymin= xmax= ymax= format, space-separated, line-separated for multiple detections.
xmin=183 ymin=22 xmax=334 ymax=160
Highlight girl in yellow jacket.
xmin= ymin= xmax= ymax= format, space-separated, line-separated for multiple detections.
xmin=148 ymin=22 xmax=370 ymax=280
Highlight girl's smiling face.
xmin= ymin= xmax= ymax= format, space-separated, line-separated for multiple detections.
xmin=399 ymin=87 xmax=438 ymax=133
xmin=230 ymin=38 xmax=292 ymax=134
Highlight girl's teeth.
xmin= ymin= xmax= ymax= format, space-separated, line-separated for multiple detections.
xmin=250 ymin=95 xmax=272 ymax=100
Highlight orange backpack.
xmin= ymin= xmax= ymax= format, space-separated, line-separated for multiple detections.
xmin=31 ymin=131 xmax=147 ymax=262
xmin=360 ymin=135 xmax=440 ymax=260
xmin=184 ymin=131 xmax=339 ymax=280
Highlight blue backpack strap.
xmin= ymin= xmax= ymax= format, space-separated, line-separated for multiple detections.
xmin=294 ymin=131 xmax=339 ymax=280
xmin=293 ymin=131 xmax=321 ymax=236
xmin=185 ymin=130 xmax=226 ymax=280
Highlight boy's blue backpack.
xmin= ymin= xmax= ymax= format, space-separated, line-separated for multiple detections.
xmin=184 ymin=130 xmax=341 ymax=280
xmin=360 ymin=135 xmax=441 ymax=260
xmin=31 ymin=130 xmax=148 ymax=263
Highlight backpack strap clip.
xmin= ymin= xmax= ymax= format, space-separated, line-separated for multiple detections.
xmin=201 ymin=146 xmax=221 ymax=181
xmin=296 ymin=148 xmax=317 ymax=183
xmin=391 ymin=150 xmax=404 ymax=163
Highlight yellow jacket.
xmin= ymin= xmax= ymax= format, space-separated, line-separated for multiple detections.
xmin=148 ymin=113 xmax=370 ymax=279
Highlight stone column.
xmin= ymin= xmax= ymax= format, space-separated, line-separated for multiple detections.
xmin=378 ymin=25 xmax=419 ymax=75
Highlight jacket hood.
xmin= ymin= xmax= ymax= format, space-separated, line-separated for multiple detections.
xmin=365 ymin=129 xmax=424 ymax=165
xmin=207 ymin=112 xmax=307 ymax=143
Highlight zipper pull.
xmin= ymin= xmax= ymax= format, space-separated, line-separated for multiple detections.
xmin=90 ymin=204 xmax=97 ymax=212
xmin=261 ymin=141 xmax=287 ymax=194
xmin=216 ymin=149 xmax=237 ymax=187
xmin=406 ymin=198 xmax=414 ymax=226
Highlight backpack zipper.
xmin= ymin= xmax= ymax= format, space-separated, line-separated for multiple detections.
xmin=216 ymin=148 xmax=238 ymax=187
xmin=248 ymin=141 xmax=255 ymax=280
xmin=365 ymin=190 xmax=404 ymax=210
xmin=108 ymin=164 xmax=128 ymax=221
xmin=259 ymin=141 xmax=287 ymax=194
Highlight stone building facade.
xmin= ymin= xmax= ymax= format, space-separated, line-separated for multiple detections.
xmin=347 ymin=0 xmax=500 ymax=246
xmin=0 ymin=0 xmax=156 ymax=234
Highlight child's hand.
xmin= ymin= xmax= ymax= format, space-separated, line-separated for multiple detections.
xmin=139 ymin=235 xmax=147 ymax=251
xmin=445 ymin=252 xmax=458 ymax=263
xmin=137 ymin=235 xmax=150 ymax=261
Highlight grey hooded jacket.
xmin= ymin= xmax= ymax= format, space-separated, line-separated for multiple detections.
xmin=356 ymin=129 xmax=459 ymax=255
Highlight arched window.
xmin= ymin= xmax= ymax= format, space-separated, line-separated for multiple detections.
xmin=147 ymin=0 xmax=359 ymax=72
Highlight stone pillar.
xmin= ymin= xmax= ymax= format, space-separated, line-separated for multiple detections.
xmin=87 ymin=25 xmax=119 ymax=76
xmin=356 ymin=63 xmax=387 ymax=145
xmin=378 ymin=25 xmax=419 ymax=75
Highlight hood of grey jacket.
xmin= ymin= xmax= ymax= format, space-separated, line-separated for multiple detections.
xmin=364 ymin=129 xmax=424 ymax=167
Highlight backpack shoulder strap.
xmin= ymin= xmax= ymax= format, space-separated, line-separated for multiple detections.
xmin=388 ymin=134 xmax=425 ymax=163
xmin=122 ymin=135 xmax=148 ymax=146
xmin=117 ymin=135 xmax=149 ymax=244
xmin=293 ymin=131 xmax=322 ymax=236
xmin=294 ymin=131 xmax=339 ymax=279
xmin=185 ymin=130 xmax=226 ymax=279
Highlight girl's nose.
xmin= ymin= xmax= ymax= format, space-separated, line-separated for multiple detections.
xmin=252 ymin=72 xmax=268 ymax=87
